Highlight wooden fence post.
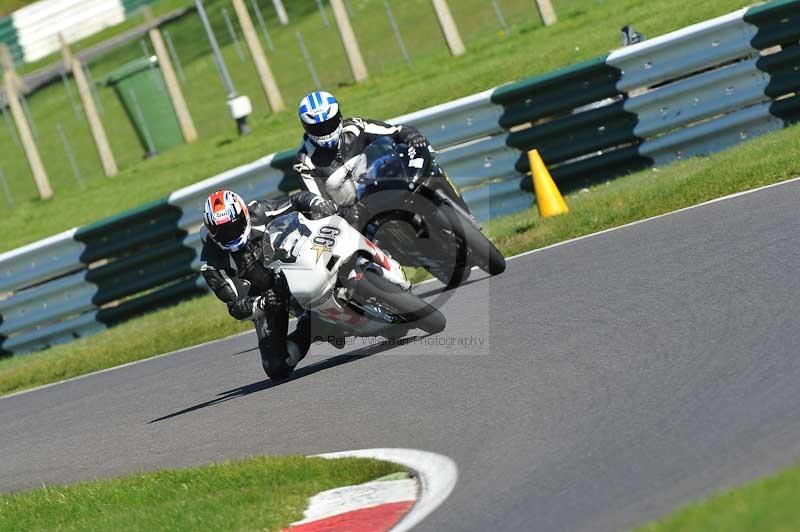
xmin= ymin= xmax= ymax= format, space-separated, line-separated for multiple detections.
xmin=0 ymin=44 xmax=52 ymax=199
xmin=535 ymin=0 xmax=557 ymax=26
xmin=430 ymin=0 xmax=464 ymax=57
xmin=59 ymin=35 xmax=117 ymax=177
xmin=330 ymin=0 xmax=368 ymax=82
xmin=231 ymin=0 xmax=284 ymax=112
xmin=144 ymin=7 xmax=198 ymax=142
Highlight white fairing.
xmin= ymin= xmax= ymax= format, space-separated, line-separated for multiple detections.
xmin=268 ymin=213 xmax=408 ymax=335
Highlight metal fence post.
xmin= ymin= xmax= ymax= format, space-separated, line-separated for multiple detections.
xmin=82 ymin=62 xmax=104 ymax=114
xmin=272 ymin=0 xmax=288 ymax=25
xmin=60 ymin=71 xmax=82 ymax=119
xmin=141 ymin=40 xmax=165 ymax=92
xmin=129 ymin=89 xmax=157 ymax=157
xmin=295 ymin=31 xmax=321 ymax=90
xmin=222 ymin=7 xmax=247 ymax=63
xmin=56 ymin=122 xmax=85 ymax=189
xmin=314 ymin=0 xmax=330 ymax=27
xmin=0 ymin=164 xmax=14 ymax=208
xmin=492 ymin=0 xmax=509 ymax=35
xmin=163 ymin=30 xmax=188 ymax=85
xmin=19 ymin=93 xmax=39 ymax=140
xmin=249 ymin=0 xmax=275 ymax=51
xmin=196 ymin=0 xmax=250 ymax=135
xmin=0 ymin=97 xmax=20 ymax=147
xmin=383 ymin=0 xmax=411 ymax=68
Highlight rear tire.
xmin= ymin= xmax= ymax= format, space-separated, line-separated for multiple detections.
xmin=354 ymin=269 xmax=446 ymax=335
xmin=442 ymin=263 xmax=470 ymax=291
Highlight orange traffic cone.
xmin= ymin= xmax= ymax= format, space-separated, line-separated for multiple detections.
xmin=528 ymin=149 xmax=568 ymax=218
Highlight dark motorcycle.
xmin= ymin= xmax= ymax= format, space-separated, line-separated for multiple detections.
xmin=344 ymin=138 xmax=506 ymax=289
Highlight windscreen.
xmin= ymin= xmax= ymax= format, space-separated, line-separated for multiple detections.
xmin=362 ymin=138 xmax=412 ymax=180
xmin=267 ymin=212 xmax=302 ymax=250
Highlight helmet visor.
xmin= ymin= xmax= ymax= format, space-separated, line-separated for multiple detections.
xmin=210 ymin=216 xmax=248 ymax=249
xmin=303 ymin=110 xmax=341 ymax=137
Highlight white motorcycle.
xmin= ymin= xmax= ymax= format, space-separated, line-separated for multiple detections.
xmin=263 ymin=211 xmax=446 ymax=377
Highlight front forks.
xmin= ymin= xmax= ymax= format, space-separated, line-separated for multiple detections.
xmin=432 ymin=189 xmax=481 ymax=231
xmin=340 ymin=255 xmax=411 ymax=296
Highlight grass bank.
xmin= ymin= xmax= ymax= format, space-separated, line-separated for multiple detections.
xmin=636 ymin=461 xmax=800 ymax=532
xmin=0 ymin=455 xmax=403 ymax=531
xmin=1 ymin=121 xmax=798 ymax=397
xmin=0 ymin=0 xmax=751 ymax=252
xmin=486 ymin=124 xmax=800 ymax=257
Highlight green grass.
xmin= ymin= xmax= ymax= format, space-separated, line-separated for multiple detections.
xmin=0 ymin=294 xmax=252 ymax=394
xmin=0 ymin=0 xmax=28 ymax=16
xmin=0 ymin=455 xmax=403 ymax=531
xmin=486 ymin=124 xmax=800 ymax=257
xmin=0 ymin=0 xmax=753 ymax=253
xmin=636 ymin=461 xmax=800 ymax=532
xmin=1 ymin=121 xmax=798 ymax=397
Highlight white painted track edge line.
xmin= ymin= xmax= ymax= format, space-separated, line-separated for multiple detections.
xmin=314 ymin=448 xmax=458 ymax=532
xmin=4 ymin=175 xmax=799 ymax=400
xmin=507 ymin=175 xmax=800 ymax=261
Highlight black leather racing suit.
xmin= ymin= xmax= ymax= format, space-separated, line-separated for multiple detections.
xmin=294 ymin=117 xmax=423 ymax=201
xmin=200 ymin=192 xmax=337 ymax=374
xmin=294 ymin=117 xmax=469 ymax=212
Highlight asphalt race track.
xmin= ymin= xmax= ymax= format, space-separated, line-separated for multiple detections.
xmin=4 ymin=179 xmax=800 ymax=531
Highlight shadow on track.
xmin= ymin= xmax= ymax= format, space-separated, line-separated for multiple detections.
xmin=413 ymin=271 xmax=487 ymax=299
xmin=148 ymin=336 xmax=420 ymax=424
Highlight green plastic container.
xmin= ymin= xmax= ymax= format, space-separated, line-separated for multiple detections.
xmin=105 ymin=57 xmax=183 ymax=157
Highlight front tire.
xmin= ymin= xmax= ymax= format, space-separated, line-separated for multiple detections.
xmin=353 ymin=269 xmax=446 ymax=335
xmin=260 ymin=338 xmax=303 ymax=380
xmin=441 ymin=204 xmax=506 ymax=276
xmin=261 ymin=352 xmax=293 ymax=380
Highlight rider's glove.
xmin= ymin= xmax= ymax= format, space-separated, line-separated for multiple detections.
xmin=256 ymin=289 xmax=283 ymax=313
xmin=406 ymin=133 xmax=429 ymax=150
xmin=308 ymin=196 xmax=338 ymax=219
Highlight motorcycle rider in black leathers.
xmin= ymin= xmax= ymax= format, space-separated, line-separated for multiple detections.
xmin=199 ymin=189 xmax=338 ymax=378
xmin=293 ymin=90 xmax=469 ymax=214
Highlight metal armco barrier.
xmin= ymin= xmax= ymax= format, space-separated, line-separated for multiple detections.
xmin=1 ymin=0 xmax=799 ymax=355
xmin=502 ymin=0 xmax=800 ymax=192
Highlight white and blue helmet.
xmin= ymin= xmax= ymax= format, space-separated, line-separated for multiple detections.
xmin=299 ymin=91 xmax=342 ymax=149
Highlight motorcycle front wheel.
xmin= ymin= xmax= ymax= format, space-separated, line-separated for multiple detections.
xmin=352 ymin=269 xmax=446 ymax=335
xmin=440 ymin=203 xmax=506 ymax=277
